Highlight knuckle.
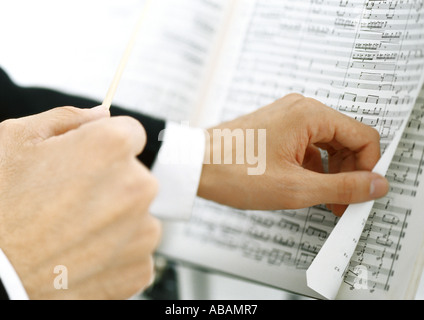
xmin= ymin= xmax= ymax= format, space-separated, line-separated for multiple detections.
xmin=337 ymin=175 xmax=355 ymax=204
xmin=137 ymin=256 xmax=155 ymax=291
xmin=136 ymin=164 xmax=159 ymax=199
xmin=123 ymin=164 xmax=159 ymax=205
xmin=145 ymin=173 xmax=159 ymax=200
xmin=148 ymin=216 xmax=162 ymax=243
xmin=119 ymin=116 xmax=145 ymax=136
xmin=118 ymin=257 xmax=155 ymax=298
xmin=370 ymin=127 xmax=381 ymax=141
xmin=52 ymin=106 xmax=86 ymax=124
xmin=0 ymin=118 xmax=21 ymax=133
xmin=0 ymin=119 xmax=27 ymax=146
xmin=99 ymin=123 xmax=132 ymax=151
xmin=90 ymin=121 xmax=110 ymax=138
xmin=131 ymin=117 xmax=147 ymax=139
xmin=288 ymin=97 xmax=332 ymax=129
xmin=139 ymin=216 xmax=162 ymax=254
xmin=110 ymin=127 xmax=131 ymax=146
xmin=140 ymin=179 xmax=159 ymax=206
xmin=283 ymin=93 xmax=305 ymax=102
xmin=56 ymin=106 xmax=81 ymax=117
xmin=275 ymin=93 xmax=305 ymax=110
xmin=137 ymin=215 xmax=162 ymax=251
xmin=302 ymin=97 xmax=322 ymax=112
xmin=286 ymin=97 xmax=310 ymax=120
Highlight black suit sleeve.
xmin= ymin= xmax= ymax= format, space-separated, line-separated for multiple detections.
xmin=0 ymin=278 xmax=9 ymax=300
xmin=0 ymin=68 xmax=165 ymax=169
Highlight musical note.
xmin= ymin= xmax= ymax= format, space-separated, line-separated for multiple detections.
xmin=156 ymin=0 xmax=424 ymax=300
xmin=306 ymin=226 xmax=328 ymax=241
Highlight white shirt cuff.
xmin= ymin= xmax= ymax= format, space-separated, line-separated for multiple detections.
xmin=150 ymin=122 xmax=205 ymax=220
xmin=0 ymin=249 xmax=29 ymax=300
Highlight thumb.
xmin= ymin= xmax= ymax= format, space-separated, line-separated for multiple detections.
xmin=301 ymin=170 xmax=389 ymax=212
xmin=23 ymin=105 xmax=110 ymax=143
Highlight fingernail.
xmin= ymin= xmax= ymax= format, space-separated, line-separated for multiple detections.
xmin=370 ymin=177 xmax=389 ymax=199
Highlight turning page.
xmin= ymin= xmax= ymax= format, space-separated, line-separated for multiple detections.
xmin=158 ymin=0 xmax=424 ymax=299
xmin=337 ymin=88 xmax=424 ymax=299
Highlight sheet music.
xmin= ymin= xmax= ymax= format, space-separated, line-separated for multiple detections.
xmin=307 ymin=125 xmax=405 ymax=299
xmin=3 ymin=0 xmax=423 ymax=300
xmin=338 ymin=87 xmax=424 ymax=299
xmin=160 ymin=92 xmax=424 ymax=299
xmin=113 ymin=0 xmax=232 ymax=122
xmin=159 ymin=0 xmax=424 ymax=299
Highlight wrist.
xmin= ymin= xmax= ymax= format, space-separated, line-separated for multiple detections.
xmin=197 ymin=127 xmax=250 ymax=209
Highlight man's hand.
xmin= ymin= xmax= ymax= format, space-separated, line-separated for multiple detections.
xmin=198 ymin=94 xmax=390 ymax=216
xmin=0 ymin=106 xmax=161 ymax=300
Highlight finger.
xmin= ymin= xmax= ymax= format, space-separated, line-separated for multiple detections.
xmin=22 ymin=105 xmax=110 ymax=143
xmin=69 ymin=257 xmax=155 ymax=300
xmin=327 ymin=148 xmax=357 ymax=174
xmin=299 ymin=170 xmax=389 ymax=209
xmin=303 ymin=145 xmax=325 ymax=173
xmin=279 ymin=93 xmax=305 ymax=106
xmin=78 ymin=215 xmax=161 ymax=299
xmin=305 ymin=99 xmax=382 ymax=172
xmin=71 ymin=116 xmax=148 ymax=157
xmin=330 ymin=204 xmax=349 ymax=217
xmin=116 ymin=214 xmax=163 ymax=264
